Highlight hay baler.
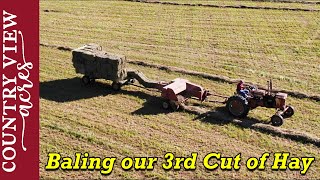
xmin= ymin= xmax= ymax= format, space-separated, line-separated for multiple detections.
xmin=158 ymin=78 xmax=210 ymax=110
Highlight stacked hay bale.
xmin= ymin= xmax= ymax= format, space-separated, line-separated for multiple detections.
xmin=72 ymin=44 xmax=127 ymax=82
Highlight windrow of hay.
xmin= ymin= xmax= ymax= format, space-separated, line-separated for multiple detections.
xmin=43 ymin=9 xmax=62 ymax=13
xmin=181 ymin=105 xmax=320 ymax=148
xmin=123 ymin=0 xmax=320 ymax=11
xmin=39 ymin=43 xmax=320 ymax=102
xmin=40 ymin=43 xmax=72 ymax=51
xmin=250 ymin=0 xmax=320 ymax=4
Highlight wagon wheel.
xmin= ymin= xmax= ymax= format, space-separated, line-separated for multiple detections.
xmin=283 ymin=105 xmax=294 ymax=118
xmin=162 ymin=101 xmax=170 ymax=110
xmin=112 ymin=82 xmax=121 ymax=91
xmin=90 ymin=78 xmax=95 ymax=84
xmin=226 ymin=95 xmax=249 ymax=118
xmin=81 ymin=76 xmax=90 ymax=85
xmin=271 ymin=114 xmax=284 ymax=126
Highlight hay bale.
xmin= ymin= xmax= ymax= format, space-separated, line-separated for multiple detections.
xmin=72 ymin=44 xmax=127 ymax=82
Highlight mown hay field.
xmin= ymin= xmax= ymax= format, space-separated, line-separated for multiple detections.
xmin=40 ymin=0 xmax=320 ymax=179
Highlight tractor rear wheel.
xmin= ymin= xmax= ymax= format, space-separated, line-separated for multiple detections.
xmin=226 ymin=95 xmax=249 ymax=118
xmin=81 ymin=76 xmax=90 ymax=85
xmin=283 ymin=105 xmax=294 ymax=118
xmin=271 ymin=114 xmax=284 ymax=126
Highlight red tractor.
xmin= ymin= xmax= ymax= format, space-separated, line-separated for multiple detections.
xmin=226 ymin=80 xmax=294 ymax=126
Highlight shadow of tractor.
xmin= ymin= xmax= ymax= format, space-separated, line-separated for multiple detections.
xmin=193 ymin=106 xmax=271 ymax=127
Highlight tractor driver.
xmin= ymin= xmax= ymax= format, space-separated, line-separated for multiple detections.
xmin=237 ymin=80 xmax=249 ymax=98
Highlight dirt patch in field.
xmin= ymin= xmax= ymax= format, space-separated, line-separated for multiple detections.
xmin=39 ymin=43 xmax=320 ymax=102
xmin=123 ymin=0 xmax=320 ymax=12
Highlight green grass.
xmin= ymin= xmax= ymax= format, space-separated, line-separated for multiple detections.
xmin=40 ymin=0 xmax=320 ymax=179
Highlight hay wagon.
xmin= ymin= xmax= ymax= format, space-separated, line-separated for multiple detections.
xmin=72 ymin=44 xmax=128 ymax=90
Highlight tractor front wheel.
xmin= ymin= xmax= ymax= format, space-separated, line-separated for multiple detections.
xmin=271 ymin=114 xmax=284 ymax=126
xmin=226 ymin=95 xmax=249 ymax=118
xmin=283 ymin=105 xmax=294 ymax=118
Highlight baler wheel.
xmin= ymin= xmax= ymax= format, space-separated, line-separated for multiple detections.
xmin=271 ymin=114 xmax=284 ymax=126
xmin=169 ymin=100 xmax=180 ymax=111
